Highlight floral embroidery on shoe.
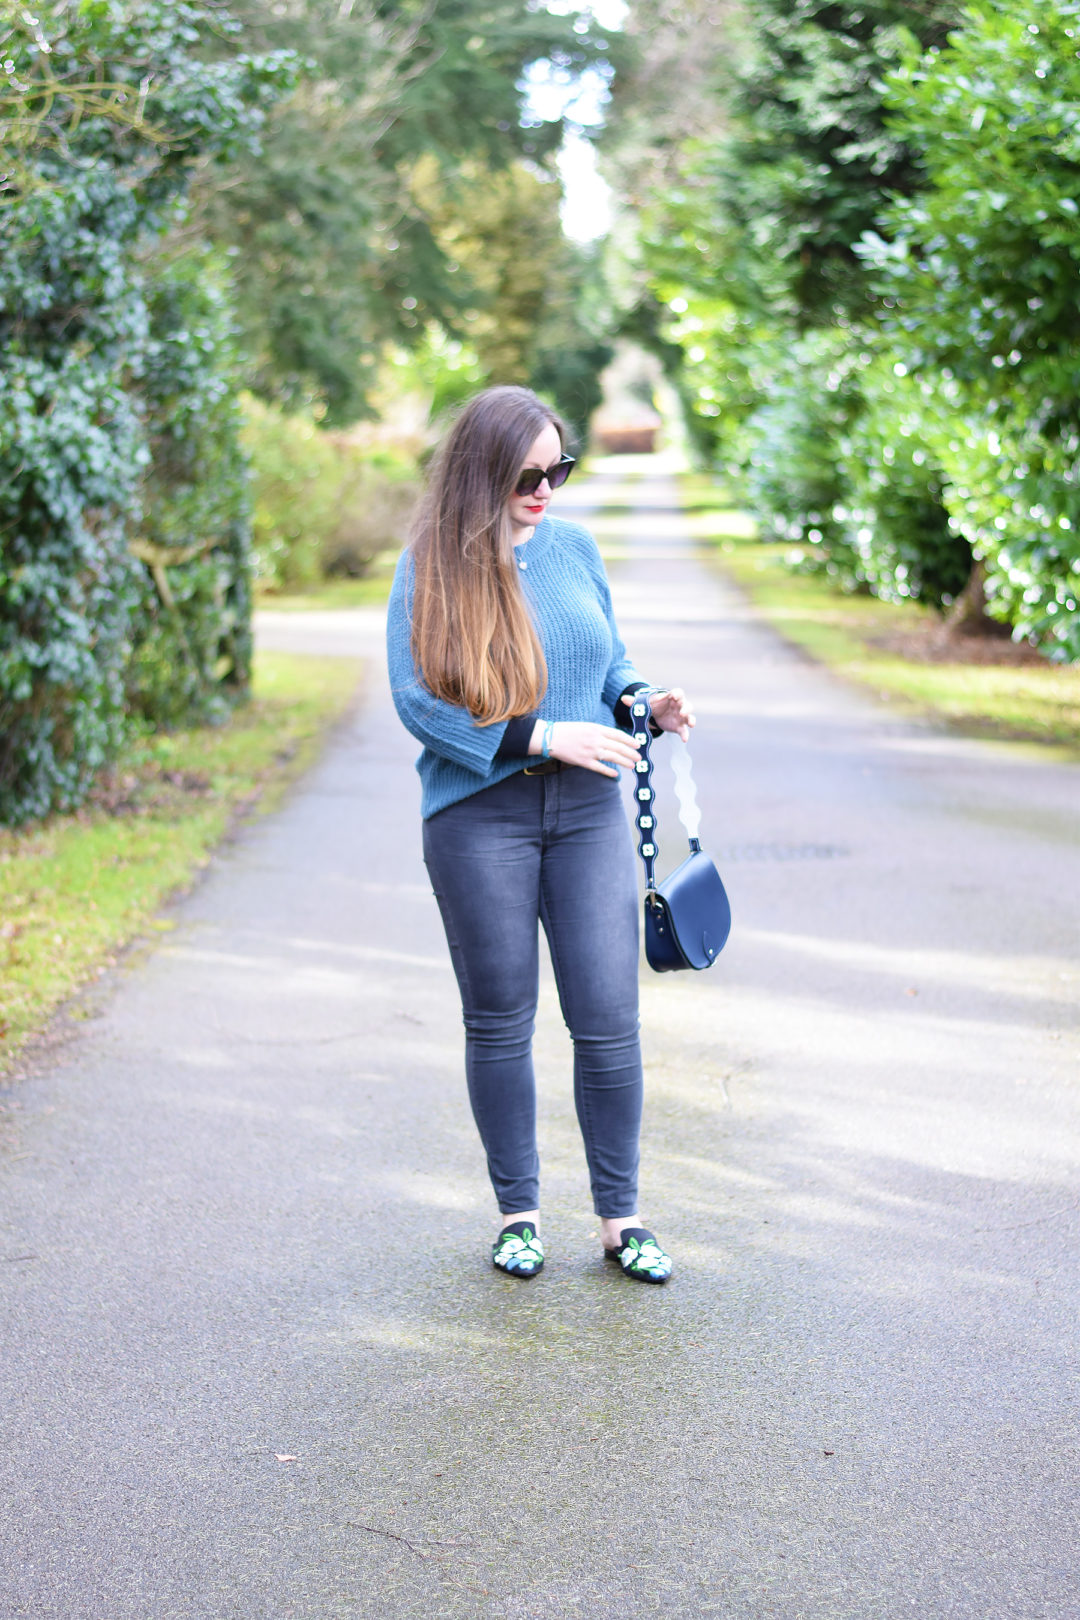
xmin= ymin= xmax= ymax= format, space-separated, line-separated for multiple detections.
xmin=607 ymin=1227 xmax=672 ymax=1283
xmin=492 ymin=1223 xmax=544 ymax=1277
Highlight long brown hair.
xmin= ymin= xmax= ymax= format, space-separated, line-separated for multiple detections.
xmin=409 ymin=385 xmax=565 ymax=724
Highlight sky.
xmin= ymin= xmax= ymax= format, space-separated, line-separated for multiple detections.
xmin=525 ymin=0 xmax=628 ymax=241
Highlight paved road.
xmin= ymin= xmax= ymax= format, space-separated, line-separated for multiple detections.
xmin=2 ymin=457 xmax=1078 ymax=1619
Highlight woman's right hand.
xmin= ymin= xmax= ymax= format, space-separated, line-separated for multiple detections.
xmin=530 ymin=720 xmax=641 ymax=779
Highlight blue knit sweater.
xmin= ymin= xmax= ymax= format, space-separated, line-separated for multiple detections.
xmin=386 ymin=515 xmax=646 ymax=818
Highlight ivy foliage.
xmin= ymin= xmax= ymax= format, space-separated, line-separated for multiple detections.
xmin=0 ymin=1 xmax=295 ymax=823
xmin=126 ymin=246 xmax=256 ymax=729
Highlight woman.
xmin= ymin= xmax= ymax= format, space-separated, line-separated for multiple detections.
xmin=386 ymin=385 xmax=694 ymax=1283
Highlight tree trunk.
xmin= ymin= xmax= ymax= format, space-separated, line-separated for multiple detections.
xmin=938 ymin=559 xmax=1006 ymax=640
xmin=947 ymin=560 xmax=988 ymax=631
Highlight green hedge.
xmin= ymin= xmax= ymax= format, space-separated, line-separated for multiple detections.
xmin=126 ymin=248 xmax=254 ymax=729
xmin=740 ymin=334 xmax=970 ymax=608
xmin=864 ymin=0 xmax=1080 ymax=657
xmin=0 ymin=178 xmax=147 ymax=821
xmin=744 ymin=330 xmax=864 ymax=586
xmin=0 ymin=3 xmax=293 ymax=825
xmin=633 ymin=0 xmax=1080 ymax=657
xmin=841 ymin=364 xmax=968 ymax=608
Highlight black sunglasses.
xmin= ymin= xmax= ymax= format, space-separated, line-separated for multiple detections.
xmin=514 ymin=454 xmax=576 ymax=498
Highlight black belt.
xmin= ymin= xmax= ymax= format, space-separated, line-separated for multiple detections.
xmin=522 ymin=758 xmax=564 ymax=776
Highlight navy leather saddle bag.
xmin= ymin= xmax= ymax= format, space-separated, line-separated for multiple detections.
xmin=629 ymin=693 xmax=732 ymax=973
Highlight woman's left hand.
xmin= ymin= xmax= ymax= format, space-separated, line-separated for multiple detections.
xmin=621 ymin=688 xmax=696 ymax=743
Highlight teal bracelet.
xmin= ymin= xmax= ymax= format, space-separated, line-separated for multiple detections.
xmin=541 ymin=720 xmax=556 ymax=760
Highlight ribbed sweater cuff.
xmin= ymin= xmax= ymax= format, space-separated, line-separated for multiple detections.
xmin=495 ymin=716 xmax=538 ymax=758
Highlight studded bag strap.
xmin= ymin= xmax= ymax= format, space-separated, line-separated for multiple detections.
xmin=629 ymin=691 xmax=662 ymax=893
xmin=631 ymin=691 xmax=706 ymax=897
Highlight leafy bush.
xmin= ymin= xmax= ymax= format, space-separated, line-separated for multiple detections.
xmin=840 ymin=362 xmax=970 ymax=607
xmin=0 ymin=3 xmax=294 ymax=824
xmin=865 ymin=0 xmax=1080 ymax=655
xmin=653 ymin=287 xmax=779 ymax=469
xmin=241 ymin=397 xmax=418 ymax=592
xmin=629 ymin=0 xmax=1080 ymax=650
xmin=0 ymin=350 xmax=142 ymax=821
xmin=669 ymin=308 xmax=969 ymax=608
xmin=912 ymin=391 xmax=1080 ymax=650
xmin=743 ymin=330 xmax=865 ymax=586
xmin=321 ymin=459 xmax=418 ymax=579
xmin=126 ymin=247 xmax=254 ymax=729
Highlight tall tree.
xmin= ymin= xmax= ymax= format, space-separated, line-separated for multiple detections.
xmin=718 ymin=0 xmax=959 ymax=326
xmin=603 ymin=0 xmax=742 ymax=207
xmin=200 ymin=0 xmax=616 ymax=422
xmin=607 ymin=0 xmax=960 ymax=330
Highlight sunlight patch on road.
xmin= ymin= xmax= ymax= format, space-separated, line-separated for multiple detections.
xmin=338 ymin=1319 xmax=505 ymax=1354
xmin=168 ymin=938 xmax=452 ymax=973
xmin=374 ymin=1170 xmax=485 ymax=1211
xmin=737 ymin=927 xmax=1077 ymax=1005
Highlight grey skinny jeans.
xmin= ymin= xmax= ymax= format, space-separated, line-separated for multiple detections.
xmin=422 ymin=765 xmax=643 ymax=1217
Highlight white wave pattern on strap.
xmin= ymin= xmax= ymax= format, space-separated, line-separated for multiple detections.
xmin=669 ymin=737 xmax=702 ymax=840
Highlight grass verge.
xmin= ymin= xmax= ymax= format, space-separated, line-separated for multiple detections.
xmin=0 ymin=650 xmax=361 ymax=1074
xmin=681 ymin=474 xmax=1080 ymax=752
